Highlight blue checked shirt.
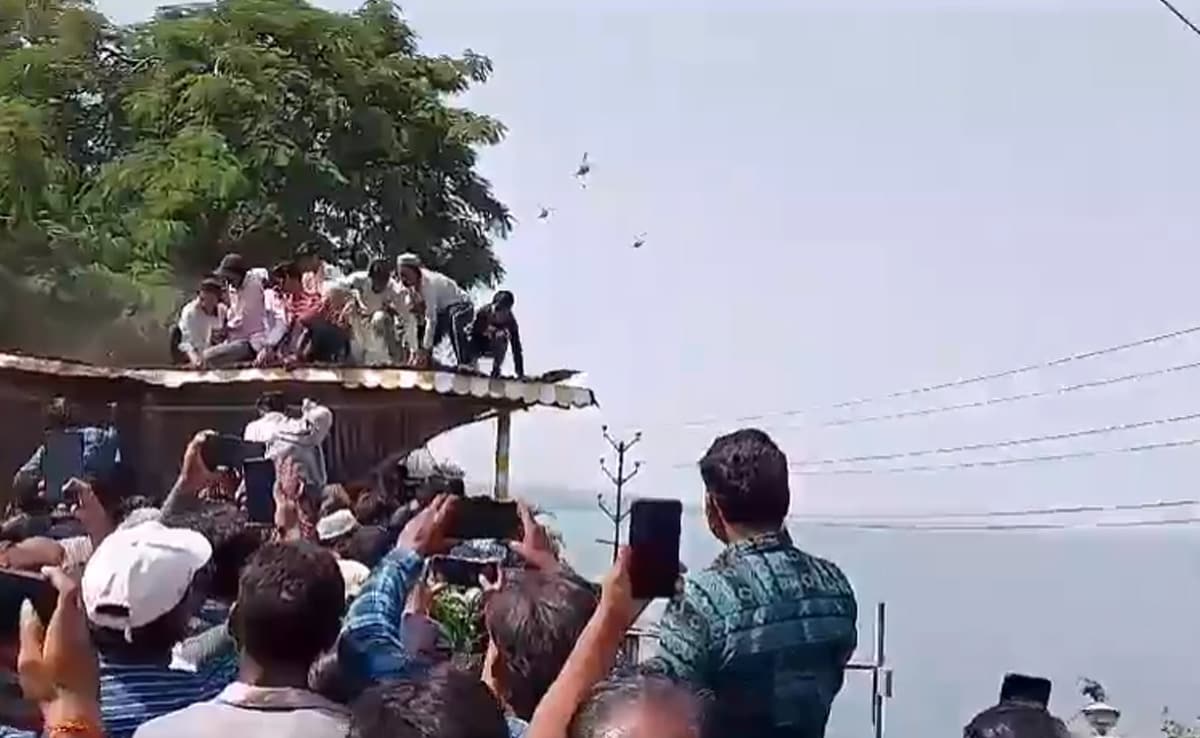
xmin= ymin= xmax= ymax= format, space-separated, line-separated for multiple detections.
xmin=649 ymin=530 xmax=858 ymax=738
xmin=338 ymin=548 xmax=527 ymax=738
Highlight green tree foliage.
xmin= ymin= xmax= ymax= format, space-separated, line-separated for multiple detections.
xmin=0 ymin=0 xmax=510 ymax=362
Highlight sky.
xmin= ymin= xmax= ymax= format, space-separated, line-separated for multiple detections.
xmin=101 ymin=0 xmax=1200 ymax=520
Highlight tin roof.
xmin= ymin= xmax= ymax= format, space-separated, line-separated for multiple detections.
xmin=0 ymin=352 xmax=597 ymax=410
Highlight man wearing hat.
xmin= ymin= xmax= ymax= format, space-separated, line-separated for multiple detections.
xmin=963 ymin=674 xmax=1072 ymax=738
xmin=83 ymin=521 xmax=236 ymax=738
xmin=396 ymin=253 xmax=474 ymax=369
xmin=214 ymin=254 xmax=288 ymax=367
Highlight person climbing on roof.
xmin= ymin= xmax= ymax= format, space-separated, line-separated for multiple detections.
xmin=214 ymin=254 xmax=288 ymax=368
xmin=469 ymin=290 xmax=524 ymax=378
xmin=296 ymin=242 xmax=345 ymax=297
xmin=396 ymin=253 xmax=474 ymax=370
xmin=172 ymin=278 xmax=230 ymax=368
xmin=334 ymin=257 xmax=408 ymax=365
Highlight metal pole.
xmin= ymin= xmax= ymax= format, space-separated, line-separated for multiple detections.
xmin=493 ymin=411 xmax=512 ymax=500
xmin=871 ymin=602 xmax=887 ymax=738
xmin=598 ymin=427 xmax=642 ymax=563
xmin=613 ymin=441 xmax=625 ymax=560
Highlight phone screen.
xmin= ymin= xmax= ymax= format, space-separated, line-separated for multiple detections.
xmin=201 ymin=435 xmax=265 ymax=471
xmin=447 ymin=498 xmax=522 ymax=540
xmin=242 ymin=459 xmax=276 ymax=525
xmin=428 ymin=556 xmax=499 ymax=588
xmin=43 ymin=431 xmax=84 ymax=504
xmin=628 ymin=498 xmax=683 ymax=599
xmin=0 ymin=569 xmax=57 ymax=624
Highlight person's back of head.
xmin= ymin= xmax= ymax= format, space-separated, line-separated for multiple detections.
xmin=483 ymin=569 xmax=598 ymax=720
xmin=999 ymin=673 xmax=1052 ymax=707
xmin=234 ymin=540 xmax=344 ymax=673
xmin=332 ymin=525 xmax=391 ymax=569
xmin=353 ymin=491 xmax=390 ymax=527
xmin=699 ymin=428 xmax=790 ymax=535
xmin=43 ymin=396 xmax=73 ymax=431
xmin=349 ymin=665 xmax=508 ymax=738
xmin=569 ymin=671 xmax=708 ymax=738
xmin=256 ymin=391 xmax=288 ymax=417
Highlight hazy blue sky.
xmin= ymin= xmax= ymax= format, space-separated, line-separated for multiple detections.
xmin=103 ymin=0 xmax=1200 ymax=519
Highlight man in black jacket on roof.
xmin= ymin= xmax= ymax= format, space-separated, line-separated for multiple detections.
xmin=469 ymin=291 xmax=524 ymax=378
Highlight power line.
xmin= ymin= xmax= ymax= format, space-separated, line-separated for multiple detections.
xmin=788 ymin=498 xmax=1198 ymax=522
xmin=816 ymin=358 xmax=1200 ymax=429
xmin=671 ymin=322 xmax=1200 ymax=429
xmin=788 ymin=411 xmax=1200 ymax=468
xmin=800 ymin=516 xmax=1200 ymax=532
xmin=1155 ymin=0 xmax=1200 ymax=39
xmin=790 ymin=436 xmax=1200 ymax=476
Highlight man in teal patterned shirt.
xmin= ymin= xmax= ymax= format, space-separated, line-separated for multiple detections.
xmin=649 ymin=428 xmax=858 ymax=738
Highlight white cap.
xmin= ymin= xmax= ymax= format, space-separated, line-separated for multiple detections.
xmin=396 ymin=253 xmax=422 ymax=269
xmin=317 ymin=509 xmax=359 ymax=542
xmin=82 ymin=521 xmax=212 ymax=633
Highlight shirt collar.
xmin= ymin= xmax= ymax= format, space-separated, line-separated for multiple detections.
xmin=717 ymin=528 xmax=793 ymax=563
xmin=215 ymin=683 xmax=350 ymax=715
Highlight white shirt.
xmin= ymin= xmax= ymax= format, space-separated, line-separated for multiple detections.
xmin=336 ymin=271 xmax=407 ymax=315
xmin=248 ymin=400 xmax=334 ymax=492
xmin=414 ymin=268 xmax=471 ymax=350
xmin=303 ymin=261 xmax=346 ymax=296
xmin=177 ymin=298 xmax=228 ymax=356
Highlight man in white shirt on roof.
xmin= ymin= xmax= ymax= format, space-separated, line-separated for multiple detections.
xmin=215 ymin=253 xmax=289 ymax=367
xmin=334 ymin=257 xmax=409 ymax=365
xmin=396 ymin=252 xmax=474 ymax=369
xmin=173 ymin=278 xmax=230 ymax=368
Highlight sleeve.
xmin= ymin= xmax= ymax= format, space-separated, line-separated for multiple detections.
xmin=17 ymin=446 xmax=44 ymax=478
xmin=422 ymin=279 xmax=437 ymax=351
xmin=175 ymin=622 xmax=236 ymax=673
xmin=193 ymin=645 xmax=239 ymax=697
xmin=177 ymin=303 xmax=200 ymax=356
xmin=510 ymin=318 xmax=525 ymax=377
xmin=260 ymin=291 xmax=290 ymax=350
xmin=282 ymin=399 xmax=333 ymax=447
xmin=645 ymin=580 xmax=715 ymax=686
xmin=338 ymin=548 xmax=426 ymax=685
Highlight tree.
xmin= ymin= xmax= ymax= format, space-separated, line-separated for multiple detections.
xmin=0 ymin=0 xmax=510 ymax=362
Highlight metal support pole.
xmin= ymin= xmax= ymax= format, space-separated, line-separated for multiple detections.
xmin=871 ymin=602 xmax=888 ymax=738
xmin=493 ymin=411 xmax=512 ymax=500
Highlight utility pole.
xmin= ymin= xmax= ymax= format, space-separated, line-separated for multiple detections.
xmin=596 ymin=426 xmax=642 ymax=563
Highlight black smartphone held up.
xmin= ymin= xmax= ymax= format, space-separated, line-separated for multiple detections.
xmin=43 ymin=430 xmax=84 ymax=505
xmin=242 ymin=458 xmax=277 ymax=525
xmin=428 ymin=556 xmax=500 ymax=588
xmin=628 ymin=498 xmax=683 ymax=600
xmin=200 ymin=435 xmax=265 ymax=471
xmin=0 ymin=569 xmax=57 ymax=624
xmin=446 ymin=497 xmax=522 ymax=540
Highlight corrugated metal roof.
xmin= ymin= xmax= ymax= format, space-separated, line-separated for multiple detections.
xmin=0 ymin=352 xmax=597 ymax=410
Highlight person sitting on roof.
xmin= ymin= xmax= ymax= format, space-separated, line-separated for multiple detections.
xmin=469 ymin=290 xmax=525 ymax=378
xmin=269 ymin=261 xmax=351 ymax=365
xmin=334 ymin=257 xmax=408 ymax=365
xmin=214 ymin=254 xmax=289 ymax=368
xmin=396 ymin=253 xmax=474 ymax=370
xmin=296 ymin=242 xmax=345 ymax=297
xmin=172 ymin=278 xmax=230 ymax=368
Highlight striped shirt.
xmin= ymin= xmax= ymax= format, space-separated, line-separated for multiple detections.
xmin=649 ymin=530 xmax=857 ymax=738
xmin=99 ymin=653 xmax=238 ymax=738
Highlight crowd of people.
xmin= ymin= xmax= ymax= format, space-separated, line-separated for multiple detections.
xmin=171 ymin=245 xmax=525 ymax=377
xmin=0 ymin=393 xmax=873 ymax=738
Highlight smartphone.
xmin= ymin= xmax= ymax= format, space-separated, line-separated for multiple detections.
xmin=242 ymin=458 xmax=276 ymax=525
xmin=0 ymin=569 xmax=57 ymax=623
xmin=201 ymin=435 xmax=265 ymax=471
xmin=428 ymin=556 xmax=500 ymax=588
xmin=628 ymin=498 xmax=683 ymax=600
xmin=43 ymin=431 xmax=84 ymax=504
xmin=446 ymin=498 xmax=522 ymax=540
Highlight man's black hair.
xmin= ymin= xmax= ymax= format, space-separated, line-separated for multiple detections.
xmin=43 ymin=397 xmax=72 ymax=431
xmin=1000 ymin=673 xmax=1052 ymax=706
xmin=234 ymin=541 xmax=344 ymax=670
xmin=271 ymin=260 xmax=303 ymax=284
xmin=332 ymin=525 xmax=391 ymax=569
xmin=483 ymin=569 xmax=598 ymax=720
xmin=493 ymin=291 xmax=514 ymax=309
xmin=353 ymin=491 xmax=391 ymax=527
xmin=367 ymin=257 xmax=391 ymax=279
xmin=114 ymin=495 xmax=156 ymax=526
xmin=163 ymin=503 xmax=262 ymax=603
xmin=83 ymin=463 xmax=135 ymax=521
xmin=698 ymin=428 xmax=790 ymax=528
xmin=295 ymin=241 xmax=323 ymax=259
xmin=255 ymin=391 xmax=288 ymax=415
xmin=349 ymin=665 xmax=509 ymax=738
xmin=199 ymin=277 xmax=224 ymax=295
xmin=569 ymin=671 xmax=710 ymax=738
